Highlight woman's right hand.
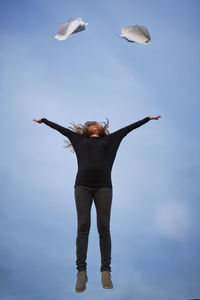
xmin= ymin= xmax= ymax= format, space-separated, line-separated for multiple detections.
xmin=33 ymin=118 xmax=42 ymax=123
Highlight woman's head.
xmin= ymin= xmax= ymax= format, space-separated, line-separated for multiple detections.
xmin=84 ymin=121 xmax=104 ymax=137
xmin=63 ymin=117 xmax=110 ymax=152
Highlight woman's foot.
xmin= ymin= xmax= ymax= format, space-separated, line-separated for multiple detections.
xmin=101 ymin=271 xmax=113 ymax=289
xmin=75 ymin=271 xmax=88 ymax=292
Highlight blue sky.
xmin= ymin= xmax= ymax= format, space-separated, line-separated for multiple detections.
xmin=0 ymin=0 xmax=200 ymax=299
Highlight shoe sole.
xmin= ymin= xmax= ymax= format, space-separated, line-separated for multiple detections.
xmin=76 ymin=287 xmax=86 ymax=293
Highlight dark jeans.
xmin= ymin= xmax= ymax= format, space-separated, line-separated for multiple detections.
xmin=74 ymin=185 xmax=113 ymax=272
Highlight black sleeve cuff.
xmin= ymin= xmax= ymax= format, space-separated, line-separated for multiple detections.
xmin=41 ymin=118 xmax=47 ymax=123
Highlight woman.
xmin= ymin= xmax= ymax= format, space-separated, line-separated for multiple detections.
xmin=33 ymin=114 xmax=161 ymax=292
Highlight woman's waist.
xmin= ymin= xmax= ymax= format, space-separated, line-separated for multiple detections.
xmin=77 ymin=168 xmax=111 ymax=174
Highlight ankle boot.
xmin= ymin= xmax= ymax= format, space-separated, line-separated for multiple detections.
xmin=75 ymin=271 xmax=88 ymax=293
xmin=101 ymin=271 xmax=113 ymax=289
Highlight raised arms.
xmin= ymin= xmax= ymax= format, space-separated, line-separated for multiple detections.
xmin=33 ymin=115 xmax=161 ymax=141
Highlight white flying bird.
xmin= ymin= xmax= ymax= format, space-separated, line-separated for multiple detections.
xmin=118 ymin=24 xmax=152 ymax=44
xmin=54 ymin=18 xmax=88 ymax=41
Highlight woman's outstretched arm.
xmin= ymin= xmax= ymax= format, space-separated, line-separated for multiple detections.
xmin=33 ymin=118 xmax=78 ymax=140
xmin=109 ymin=115 xmax=161 ymax=140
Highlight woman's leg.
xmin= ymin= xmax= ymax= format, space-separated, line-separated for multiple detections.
xmin=74 ymin=185 xmax=93 ymax=272
xmin=93 ymin=187 xmax=113 ymax=272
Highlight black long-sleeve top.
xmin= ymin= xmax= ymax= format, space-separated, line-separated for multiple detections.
xmin=41 ymin=117 xmax=150 ymax=188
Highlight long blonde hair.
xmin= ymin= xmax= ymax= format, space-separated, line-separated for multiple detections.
xmin=63 ymin=117 xmax=110 ymax=153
